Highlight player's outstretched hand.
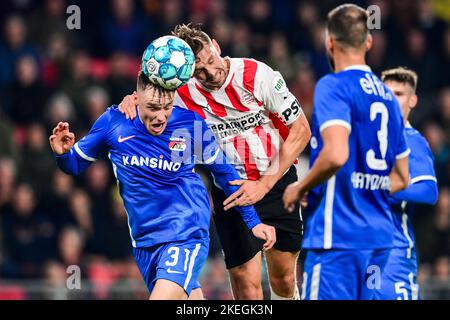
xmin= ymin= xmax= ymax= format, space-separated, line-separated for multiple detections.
xmin=224 ymin=180 xmax=270 ymax=210
xmin=118 ymin=91 xmax=138 ymax=120
xmin=283 ymin=181 xmax=304 ymax=213
xmin=49 ymin=122 xmax=75 ymax=155
xmin=252 ymin=223 xmax=276 ymax=251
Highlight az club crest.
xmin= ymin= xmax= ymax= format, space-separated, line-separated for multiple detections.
xmin=169 ymin=137 xmax=187 ymax=152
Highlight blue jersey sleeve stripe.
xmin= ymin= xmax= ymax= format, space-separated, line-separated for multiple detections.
xmin=410 ymin=175 xmax=437 ymax=184
xmin=319 ymin=119 xmax=352 ymax=134
xmin=203 ymin=147 xmax=221 ymax=165
xmin=74 ymin=143 xmax=97 ymax=162
xmin=396 ymin=148 xmax=411 ymax=159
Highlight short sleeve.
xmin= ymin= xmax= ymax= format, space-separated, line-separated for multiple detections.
xmin=313 ymin=75 xmax=352 ymax=134
xmin=254 ymin=62 xmax=303 ymax=126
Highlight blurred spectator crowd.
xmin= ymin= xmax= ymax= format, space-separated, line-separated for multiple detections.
xmin=0 ymin=0 xmax=449 ymax=299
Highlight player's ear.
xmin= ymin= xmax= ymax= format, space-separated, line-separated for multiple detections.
xmin=325 ymin=32 xmax=333 ymax=52
xmin=410 ymin=94 xmax=418 ymax=110
xmin=212 ymin=39 xmax=221 ymax=56
xmin=365 ymin=34 xmax=373 ymax=52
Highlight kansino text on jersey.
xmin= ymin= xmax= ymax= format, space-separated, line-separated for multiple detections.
xmin=122 ymin=156 xmax=182 ymax=172
xmin=351 ymin=172 xmax=391 ymax=191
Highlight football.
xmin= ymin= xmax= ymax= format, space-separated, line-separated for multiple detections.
xmin=141 ymin=35 xmax=196 ymax=90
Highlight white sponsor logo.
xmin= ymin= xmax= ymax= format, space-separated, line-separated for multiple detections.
xmin=122 ymin=156 xmax=182 ymax=172
xmin=351 ymin=172 xmax=390 ymax=190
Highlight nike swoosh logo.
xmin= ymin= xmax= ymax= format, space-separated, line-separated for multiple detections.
xmin=118 ymin=135 xmax=136 ymax=143
xmin=167 ymin=268 xmax=184 ymax=274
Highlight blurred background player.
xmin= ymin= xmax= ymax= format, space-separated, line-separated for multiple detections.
xmin=374 ymin=67 xmax=438 ymax=300
xmin=49 ymin=69 xmax=276 ymax=300
xmin=283 ymin=4 xmax=410 ymax=300
xmin=119 ymin=23 xmax=311 ymax=300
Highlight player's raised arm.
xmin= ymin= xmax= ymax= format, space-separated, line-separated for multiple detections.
xmin=118 ymin=91 xmax=138 ymax=120
xmin=50 ymin=108 xmax=111 ymax=175
xmin=49 ymin=121 xmax=75 ymax=155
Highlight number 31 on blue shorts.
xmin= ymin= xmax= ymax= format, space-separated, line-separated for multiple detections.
xmin=133 ymin=238 xmax=209 ymax=296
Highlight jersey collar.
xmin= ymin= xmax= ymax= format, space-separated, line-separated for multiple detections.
xmin=343 ymin=65 xmax=372 ymax=72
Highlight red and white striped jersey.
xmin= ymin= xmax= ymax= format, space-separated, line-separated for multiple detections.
xmin=174 ymin=57 xmax=303 ymax=180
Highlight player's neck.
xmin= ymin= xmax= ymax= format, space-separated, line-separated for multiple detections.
xmin=333 ymin=50 xmax=367 ymax=73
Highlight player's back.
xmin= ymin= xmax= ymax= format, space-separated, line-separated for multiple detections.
xmin=304 ymin=65 xmax=409 ymax=250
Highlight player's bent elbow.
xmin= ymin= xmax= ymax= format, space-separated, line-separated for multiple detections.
xmin=398 ymin=178 xmax=409 ymax=192
xmin=299 ymin=117 xmax=312 ymax=141
xmin=289 ymin=122 xmax=311 ymax=153
xmin=302 ymin=123 xmax=312 ymax=143
xmin=328 ymin=150 xmax=349 ymax=169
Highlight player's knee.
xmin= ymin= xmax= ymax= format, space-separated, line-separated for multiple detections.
xmin=270 ymin=273 xmax=296 ymax=296
xmin=232 ymin=281 xmax=262 ymax=300
xmin=230 ymin=269 xmax=262 ymax=299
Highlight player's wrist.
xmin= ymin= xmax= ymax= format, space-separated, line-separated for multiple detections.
xmin=258 ymin=177 xmax=274 ymax=193
xmin=54 ymin=149 xmax=71 ymax=157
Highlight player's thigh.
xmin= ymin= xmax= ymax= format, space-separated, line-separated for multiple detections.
xmin=212 ymin=185 xmax=264 ymax=269
xmin=374 ymin=249 xmax=420 ymax=300
xmin=229 ymin=251 xmax=263 ymax=283
xmin=150 ymin=279 xmax=188 ymax=300
xmin=265 ymin=247 xmax=300 ymax=279
xmin=362 ymin=248 xmax=392 ymax=300
xmin=255 ymin=168 xmax=303 ymax=254
xmin=188 ymin=288 xmax=204 ymax=300
xmin=301 ymin=249 xmax=368 ymax=300
xmin=134 ymin=239 xmax=209 ymax=298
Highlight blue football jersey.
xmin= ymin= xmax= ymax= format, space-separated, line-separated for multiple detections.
xmin=390 ymin=124 xmax=437 ymax=252
xmin=304 ymin=65 xmax=409 ymax=250
xmin=55 ymin=105 xmax=261 ymax=248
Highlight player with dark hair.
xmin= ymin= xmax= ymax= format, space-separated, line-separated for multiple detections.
xmin=374 ymin=67 xmax=438 ymax=300
xmin=120 ymin=23 xmax=311 ymax=300
xmin=49 ymin=69 xmax=276 ymax=300
xmin=283 ymin=4 xmax=410 ymax=300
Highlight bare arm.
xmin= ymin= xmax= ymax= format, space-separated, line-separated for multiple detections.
xmin=261 ymin=113 xmax=311 ymax=189
xmin=389 ymin=156 xmax=409 ymax=194
xmin=223 ymin=114 xmax=311 ymax=210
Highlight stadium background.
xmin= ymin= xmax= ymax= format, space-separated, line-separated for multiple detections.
xmin=0 ymin=0 xmax=448 ymax=300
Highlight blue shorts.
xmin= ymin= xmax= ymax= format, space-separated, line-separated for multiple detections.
xmin=132 ymin=238 xmax=209 ymax=296
xmin=373 ymin=248 xmax=420 ymax=300
xmin=301 ymin=248 xmax=390 ymax=300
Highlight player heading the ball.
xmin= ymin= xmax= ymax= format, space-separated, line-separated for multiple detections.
xmin=49 ymin=38 xmax=276 ymax=299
